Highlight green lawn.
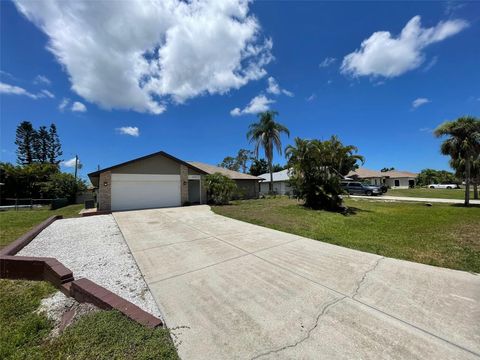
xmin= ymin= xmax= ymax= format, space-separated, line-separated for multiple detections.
xmin=387 ymin=187 xmax=475 ymax=200
xmin=0 ymin=204 xmax=84 ymax=249
xmin=212 ymin=198 xmax=480 ymax=273
xmin=0 ymin=206 xmax=179 ymax=359
xmin=0 ymin=279 xmax=178 ymax=360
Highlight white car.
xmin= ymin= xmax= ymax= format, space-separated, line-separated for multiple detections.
xmin=428 ymin=184 xmax=459 ymax=189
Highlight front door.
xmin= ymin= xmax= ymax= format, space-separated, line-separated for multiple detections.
xmin=188 ymin=179 xmax=201 ymax=204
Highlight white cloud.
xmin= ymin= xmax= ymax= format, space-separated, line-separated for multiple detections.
xmin=341 ymin=16 xmax=468 ymax=78
xmin=71 ymin=101 xmax=87 ymax=112
xmin=59 ymin=98 xmax=70 ymax=111
xmin=266 ymin=77 xmax=293 ymax=97
xmin=230 ymin=95 xmax=275 ymax=116
xmin=319 ymin=57 xmax=336 ymax=68
xmin=266 ymin=77 xmax=281 ymax=95
xmin=422 ymin=56 xmax=438 ymax=72
xmin=116 ymin=126 xmax=140 ymax=137
xmin=0 ymin=81 xmax=55 ymax=100
xmin=412 ymin=97 xmax=430 ymax=108
xmin=419 ymin=127 xmax=433 ymax=133
xmin=306 ymin=93 xmax=317 ymax=102
xmin=0 ymin=82 xmax=38 ymax=98
xmin=14 ymin=0 xmax=273 ymax=115
xmin=62 ymin=157 xmax=77 ymax=167
xmin=34 ymin=75 xmax=51 ymax=85
xmin=40 ymin=89 xmax=55 ymax=98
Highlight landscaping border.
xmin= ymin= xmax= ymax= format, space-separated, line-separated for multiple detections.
xmin=0 ymin=215 xmax=162 ymax=329
xmin=81 ymin=210 xmax=112 ymax=217
xmin=0 ymin=215 xmax=62 ymax=256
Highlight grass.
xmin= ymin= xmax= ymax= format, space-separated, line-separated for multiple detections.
xmin=0 ymin=279 xmax=179 ymax=360
xmin=212 ymin=197 xmax=480 ymax=273
xmin=0 ymin=204 xmax=84 ymax=249
xmin=0 ymin=207 xmax=179 ymax=359
xmin=387 ymin=187 xmax=475 ymax=200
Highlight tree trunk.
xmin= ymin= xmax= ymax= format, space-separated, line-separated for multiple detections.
xmin=268 ymin=160 xmax=273 ymax=193
xmin=464 ymin=159 xmax=471 ymax=206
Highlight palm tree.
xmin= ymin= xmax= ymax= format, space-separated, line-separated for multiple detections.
xmin=434 ymin=116 xmax=480 ymax=206
xmin=247 ymin=111 xmax=290 ymax=192
xmin=323 ymin=135 xmax=365 ymax=176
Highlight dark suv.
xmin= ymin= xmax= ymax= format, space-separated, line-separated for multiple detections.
xmin=341 ymin=181 xmax=382 ymax=196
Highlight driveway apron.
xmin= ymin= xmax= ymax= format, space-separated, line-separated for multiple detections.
xmin=113 ymin=205 xmax=480 ymax=360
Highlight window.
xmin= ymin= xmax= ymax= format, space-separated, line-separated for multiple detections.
xmin=394 ymin=179 xmax=400 ymax=187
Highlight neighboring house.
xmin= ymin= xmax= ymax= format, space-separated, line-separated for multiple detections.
xmin=258 ymin=167 xmax=418 ymax=194
xmin=258 ymin=169 xmax=292 ymax=195
xmin=347 ymin=168 xmax=418 ymax=188
xmin=88 ymin=151 xmax=260 ymax=211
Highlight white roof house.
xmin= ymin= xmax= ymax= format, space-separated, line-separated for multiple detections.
xmin=258 ymin=169 xmax=292 ymax=195
xmin=258 ymin=167 xmax=418 ymax=194
xmin=347 ymin=168 xmax=418 ymax=189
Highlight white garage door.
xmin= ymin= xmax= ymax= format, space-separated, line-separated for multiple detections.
xmin=111 ymin=174 xmax=181 ymax=211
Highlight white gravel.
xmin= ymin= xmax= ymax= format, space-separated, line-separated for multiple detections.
xmin=18 ymin=215 xmax=162 ymax=318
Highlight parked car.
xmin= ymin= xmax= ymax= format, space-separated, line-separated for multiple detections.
xmin=341 ymin=181 xmax=382 ymax=196
xmin=428 ymin=184 xmax=460 ymax=189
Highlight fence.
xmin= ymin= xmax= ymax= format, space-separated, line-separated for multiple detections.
xmin=0 ymin=198 xmax=55 ymax=211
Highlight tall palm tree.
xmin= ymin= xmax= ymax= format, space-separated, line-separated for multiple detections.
xmin=434 ymin=116 xmax=480 ymax=206
xmin=247 ymin=111 xmax=290 ymax=192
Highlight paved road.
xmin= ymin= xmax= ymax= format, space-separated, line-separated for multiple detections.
xmin=114 ymin=206 xmax=480 ymax=360
xmin=351 ymin=195 xmax=480 ymax=204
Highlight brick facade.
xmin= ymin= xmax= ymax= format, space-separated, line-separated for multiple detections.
xmin=98 ymin=171 xmax=111 ymax=211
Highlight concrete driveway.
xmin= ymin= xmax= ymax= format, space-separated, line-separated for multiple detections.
xmin=113 ymin=206 xmax=480 ymax=360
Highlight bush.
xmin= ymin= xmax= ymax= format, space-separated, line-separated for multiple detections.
xmin=204 ymin=172 xmax=237 ymax=205
xmin=286 ymin=137 xmax=361 ymax=211
xmin=50 ymin=198 xmax=69 ymax=210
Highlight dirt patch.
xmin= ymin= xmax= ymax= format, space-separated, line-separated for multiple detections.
xmin=36 ymin=291 xmax=99 ymax=338
xmin=451 ymin=222 xmax=480 ymax=251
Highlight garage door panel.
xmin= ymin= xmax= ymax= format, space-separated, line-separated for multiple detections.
xmin=111 ymin=174 xmax=181 ymax=211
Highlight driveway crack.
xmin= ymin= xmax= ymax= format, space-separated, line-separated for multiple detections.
xmin=352 ymin=257 xmax=384 ymax=298
xmin=250 ymin=296 xmax=346 ymax=360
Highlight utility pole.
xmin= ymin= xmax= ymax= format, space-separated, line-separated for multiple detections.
xmin=74 ymin=155 xmax=79 ymax=181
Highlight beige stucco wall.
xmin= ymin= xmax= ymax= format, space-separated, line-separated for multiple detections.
xmin=98 ymin=171 xmax=111 ymax=211
xmin=235 ymin=180 xmax=259 ymax=199
xmin=113 ymin=155 xmax=181 ymax=175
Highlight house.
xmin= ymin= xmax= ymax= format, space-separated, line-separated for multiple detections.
xmin=347 ymin=168 xmax=418 ymax=188
xmin=258 ymin=167 xmax=418 ymax=194
xmin=258 ymin=169 xmax=292 ymax=195
xmin=88 ymin=151 xmax=260 ymax=211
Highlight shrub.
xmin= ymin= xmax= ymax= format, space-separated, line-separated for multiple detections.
xmin=286 ymin=137 xmax=363 ymax=211
xmin=204 ymin=173 xmax=237 ymax=205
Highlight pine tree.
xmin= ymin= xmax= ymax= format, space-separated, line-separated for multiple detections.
xmin=33 ymin=126 xmax=50 ymax=163
xmin=48 ymin=124 xmax=62 ymax=165
xmin=15 ymin=121 xmax=37 ymax=165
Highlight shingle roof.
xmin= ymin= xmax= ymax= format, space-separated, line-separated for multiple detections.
xmin=347 ymin=168 xmax=383 ymax=178
xmin=258 ymin=169 xmax=290 ymax=182
xmin=347 ymin=168 xmax=417 ymax=178
xmin=187 ymin=162 xmax=261 ymax=180
xmin=382 ymin=170 xmax=418 ymax=178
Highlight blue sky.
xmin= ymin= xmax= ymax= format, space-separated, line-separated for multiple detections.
xmin=1 ymin=0 xmax=479 ymax=180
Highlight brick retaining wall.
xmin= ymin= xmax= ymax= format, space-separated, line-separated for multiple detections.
xmin=0 ymin=215 xmax=162 ymax=328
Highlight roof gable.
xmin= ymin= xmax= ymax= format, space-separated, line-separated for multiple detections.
xmin=88 ymin=151 xmax=207 ymax=178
